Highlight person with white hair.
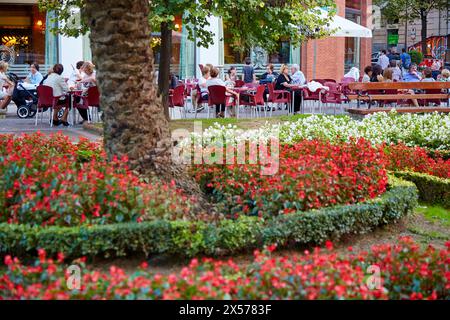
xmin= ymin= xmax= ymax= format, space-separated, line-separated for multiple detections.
xmin=291 ymin=64 xmax=306 ymax=85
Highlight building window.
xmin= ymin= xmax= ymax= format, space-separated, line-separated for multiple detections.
xmin=223 ymin=22 xmax=250 ymax=64
xmin=345 ymin=9 xmax=361 ymax=72
xmin=0 ymin=4 xmax=46 ymax=65
xmin=387 ymin=29 xmax=399 ymax=49
xmin=268 ymin=40 xmax=291 ymax=64
xmin=223 ymin=22 xmax=290 ymax=65
xmin=346 ymin=0 xmax=362 ymax=10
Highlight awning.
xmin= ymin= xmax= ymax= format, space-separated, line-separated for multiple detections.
xmin=320 ymin=8 xmax=372 ymax=38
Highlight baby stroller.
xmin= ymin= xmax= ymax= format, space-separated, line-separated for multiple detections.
xmin=8 ymin=73 xmax=38 ymax=119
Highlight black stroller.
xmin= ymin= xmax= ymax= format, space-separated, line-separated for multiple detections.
xmin=8 ymin=73 xmax=38 ymax=119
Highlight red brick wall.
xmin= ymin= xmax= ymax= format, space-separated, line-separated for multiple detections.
xmin=301 ymin=0 xmax=372 ymax=82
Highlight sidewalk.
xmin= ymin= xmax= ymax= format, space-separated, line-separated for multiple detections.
xmin=0 ymin=104 xmax=101 ymax=142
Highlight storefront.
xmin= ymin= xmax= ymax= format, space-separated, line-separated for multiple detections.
xmin=0 ymin=1 xmax=91 ymax=78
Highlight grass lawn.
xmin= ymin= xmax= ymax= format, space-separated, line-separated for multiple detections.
xmin=85 ymin=114 xmax=346 ymax=135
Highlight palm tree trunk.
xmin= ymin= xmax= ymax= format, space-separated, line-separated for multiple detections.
xmin=158 ymin=21 xmax=172 ymax=120
xmin=82 ymin=0 xmax=203 ymax=197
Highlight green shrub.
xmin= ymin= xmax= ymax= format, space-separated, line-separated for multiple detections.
xmin=0 ymin=177 xmax=418 ymax=259
xmin=409 ymin=50 xmax=424 ymax=66
xmin=393 ymin=171 xmax=450 ymax=208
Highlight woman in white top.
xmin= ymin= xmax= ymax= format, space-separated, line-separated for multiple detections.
xmin=43 ymin=64 xmax=70 ymax=126
xmin=76 ymin=61 xmax=97 ymax=123
xmin=0 ymin=61 xmax=13 ymax=110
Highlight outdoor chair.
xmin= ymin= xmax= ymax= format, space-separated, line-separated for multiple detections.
xmin=235 ymin=80 xmax=245 ymax=88
xmin=74 ymin=86 xmax=101 ymax=123
xmin=207 ymin=85 xmax=236 ymax=118
xmin=36 ymin=85 xmax=69 ymax=127
xmin=239 ymin=85 xmax=267 ymax=118
xmin=267 ymin=82 xmax=291 ymax=115
xmin=302 ymin=86 xmax=322 ymax=114
xmin=321 ymin=82 xmax=343 ymax=114
xmin=169 ymin=85 xmax=186 ymax=119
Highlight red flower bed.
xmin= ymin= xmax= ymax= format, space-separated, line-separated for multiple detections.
xmin=0 ymin=133 xmax=196 ymax=226
xmin=192 ymin=138 xmax=388 ymax=218
xmin=385 ymin=143 xmax=450 ymax=179
xmin=0 ymin=237 xmax=448 ymax=300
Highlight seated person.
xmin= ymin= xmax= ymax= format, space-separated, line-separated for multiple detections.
xmin=362 ymin=66 xmax=372 ymax=83
xmin=0 ymin=61 xmax=13 ymax=110
xmin=206 ymin=67 xmax=239 ymax=118
xmin=275 ymin=64 xmax=301 ymax=113
xmin=225 ymin=66 xmax=238 ymax=87
xmin=43 ymin=64 xmax=70 ymax=126
xmin=421 ymin=67 xmax=435 ymax=82
xmin=370 ymin=64 xmax=383 ymax=82
xmin=403 ymin=64 xmax=422 ymax=82
xmin=438 ymin=69 xmax=450 ymax=82
xmin=379 ymin=69 xmax=419 ymax=107
xmin=76 ymin=61 xmax=97 ymax=124
xmin=291 ymin=64 xmax=306 ymax=85
xmin=260 ymin=64 xmax=278 ymax=83
xmin=25 ymin=63 xmax=43 ymax=85
xmin=169 ymin=73 xmax=178 ymax=90
xmin=389 ymin=60 xmax=402 ymax=82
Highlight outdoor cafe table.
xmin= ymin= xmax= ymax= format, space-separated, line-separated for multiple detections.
xmin=231 ymin=86 xmax=257 ymax=118
xmin=68 ymin=89 xmax=83 ymax=125
xmin=290 ymin=85 xmax=306 ymax=114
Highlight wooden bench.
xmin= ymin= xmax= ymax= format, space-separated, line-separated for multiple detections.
xmin=346 ymin=82 xmax=450 ymax=110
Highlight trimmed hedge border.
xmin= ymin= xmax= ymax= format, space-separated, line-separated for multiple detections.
xmin=0 ymin=177 xmax=418 ymax=259
xmin=393 ymin=171 xmax=450 ymax=208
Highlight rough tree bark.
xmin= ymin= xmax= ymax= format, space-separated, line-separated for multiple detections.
xmin=158 ymin=21 xmax=172 ymax=121
xmin=82 ymin=0 xmax=207 ymax=205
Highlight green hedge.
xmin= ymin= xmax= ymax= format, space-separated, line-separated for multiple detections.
xmin=393 ymin=171 xmax=450 ymax=208
xmin=0 ymin=177 xmax=418 ymax=259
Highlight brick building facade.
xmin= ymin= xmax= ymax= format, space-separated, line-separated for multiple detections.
xmin=301 ymin=0 xmax=373 ymax=81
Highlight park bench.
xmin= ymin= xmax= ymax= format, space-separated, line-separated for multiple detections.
xmin=346 ymin=82 xmax=450 ymax=110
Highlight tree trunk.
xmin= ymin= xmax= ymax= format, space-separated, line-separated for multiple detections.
xmin=158 ymin=21 xmax=172 ymax=120
xmin=421 ymin=10 xmax=428 ymax=55
xmin=82 ymin=0 xmax=207 ymax=203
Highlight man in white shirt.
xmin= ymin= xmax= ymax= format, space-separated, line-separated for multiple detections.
xmin=378 ymin=50 xmax=390 ymax=70
xmin=291 ymin=64 xmax=306 ymax=85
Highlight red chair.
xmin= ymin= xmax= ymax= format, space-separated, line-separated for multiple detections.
xmin=321 ymin=82 xmax=343 ymax=114
xmin=235 ymin=80 xmax=245 ymax=88
xmin=168 ymin=85 xmax=186 ymax=119
xmin=302 ymin=86 xmax=321 ymax=113
xmin=36 ymin=85 xmax=69 ymax=127
xmin=239 ymin=85 xmax=266 ymax=118
xmin=267 ymin=82 xmax=291 ymax=114
xmin=75 ymin=86 xmax=101 ymax=122
xmin=208 ymin=85 xmax=236 ymax=118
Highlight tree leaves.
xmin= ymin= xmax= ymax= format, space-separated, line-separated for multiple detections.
xmin=39 ymin=0 xmax=336 ymax=53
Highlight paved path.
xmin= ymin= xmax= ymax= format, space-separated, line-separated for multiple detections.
xmin=0 ymin=104 xmax=101 ymax=142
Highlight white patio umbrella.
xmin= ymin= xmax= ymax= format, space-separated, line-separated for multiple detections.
xmin=310 ymin=8 xmax=373 ymax=78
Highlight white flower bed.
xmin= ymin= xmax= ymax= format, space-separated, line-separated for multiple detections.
xmin=187 ymin=111 xmax=450 ymax=151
